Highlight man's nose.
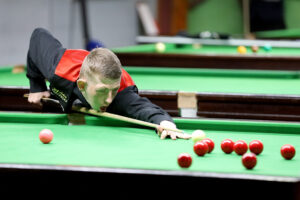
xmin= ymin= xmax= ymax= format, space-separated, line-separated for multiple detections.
xmin=105 ymin=91 xmax=113 ymax=104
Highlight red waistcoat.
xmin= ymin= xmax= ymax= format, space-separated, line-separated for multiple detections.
xmin=55 ymin=49 xmax=134 ymax=92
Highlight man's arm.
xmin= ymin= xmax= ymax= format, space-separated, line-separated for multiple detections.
xmin=107 ymin=85 xmax=172 ymax=124
xmin=107 ymin=86 xmax=191 ymax=140
xmin=26 ymin=52 xmax=48 ymax=93
xmin=26 ymin=28 xmax=65 ymax=105
xmin=26 ymin=52 xmax=50 ymax=105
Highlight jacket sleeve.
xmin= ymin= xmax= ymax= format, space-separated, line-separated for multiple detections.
xmin=107 ymin=85 xmax=174 ymax=125
xmin=26 ymin=53 xmax=48 ymax=92
xmin=26 ymin=28 xmax=66 ymax=93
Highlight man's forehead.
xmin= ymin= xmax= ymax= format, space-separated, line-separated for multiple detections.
xmin=94 ymin=76 xmax=120 ymax=89
xmin=90 ymin=73 xmax=119 ymax=83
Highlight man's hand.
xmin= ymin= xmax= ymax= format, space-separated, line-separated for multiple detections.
xmin=28 ymin=91 xmax=50 ymax=106
xmin=157 ymin=120 xmax=191 ymax=140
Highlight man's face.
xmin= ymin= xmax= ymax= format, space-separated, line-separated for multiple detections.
xmin=78 ymin=74 xmax=120 ymax=112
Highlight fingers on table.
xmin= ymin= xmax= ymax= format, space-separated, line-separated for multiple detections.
xmin=160 ymin=130 xmax=169 ymax=140
xmin=176 ymin=132 xmax=192 ymax=140
xmin=160 ymin=130 xmax=192 ymax=140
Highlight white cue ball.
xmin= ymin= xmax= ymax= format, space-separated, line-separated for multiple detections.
xmin=155 ymin=42 xmax=166 ymax=53
xmin=192 ymin=130 xmax=206 ymax=143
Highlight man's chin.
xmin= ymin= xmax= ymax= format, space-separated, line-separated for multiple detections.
xmin=91 ymin=105 xmax=107 ymax=112
xmin=91 ymin=106 xmax=102 ymax=112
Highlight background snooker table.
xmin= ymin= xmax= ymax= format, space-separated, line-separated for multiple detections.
xmin=1 ymin=66 xmax=300 ymax=121
xmin=113 ymin=43 xmax=300 ymax=70
xmin=0 ymin=112 xmax=299 ymax=198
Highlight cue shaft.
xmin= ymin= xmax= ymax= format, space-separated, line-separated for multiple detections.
xmin=23 ymin=94 xmax=184 ymax=133
xmin=72 ymin=106 xmax=184 ymax=133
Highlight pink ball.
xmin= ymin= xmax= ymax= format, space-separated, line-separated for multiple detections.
xmin=39 ymin=129 xmax=53 ymax=144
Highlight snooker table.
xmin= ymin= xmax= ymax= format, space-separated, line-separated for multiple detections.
xmin=0 ymin=111 xmax=299 ymax=198
xmin=113 ymin=43 xmax=300 ymax=70
xmin=1 ymin=66 xmax=300 ymax=122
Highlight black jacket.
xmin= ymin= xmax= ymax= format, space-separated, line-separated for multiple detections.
xmin=26 ymin=28 xmax=173 ymax=125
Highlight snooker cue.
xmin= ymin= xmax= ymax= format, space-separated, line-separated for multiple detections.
xmin=23 ymin=94 xmax=184 ymax=133
xmin=72 ymin=106 xmax=184 ymax=133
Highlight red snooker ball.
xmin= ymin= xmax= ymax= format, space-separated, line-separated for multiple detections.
xmin=202 ymin=138 xmax=215 ymax=153
xmin=234 ymin=140 xmax=248 ymax=155
xmin=39 ymin=129 xmax=53 ymax=144
xmin=177 ymin=153 xmax=192 ymax=168
xmin=281 ymin=144 xmax=296 ymax=160
xmin=221 ymin=139 xmax=235 ymax=154
xmin=242 ymin=153 xmax=257 ymax=169
xmin=249 ymin=140 xmax=263 ymax=155
xmin=193 ymin=141 xmax=209 ymax=156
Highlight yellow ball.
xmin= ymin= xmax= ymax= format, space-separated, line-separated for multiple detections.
xmin=192 ymin=130 xmax=206 ymax=143
xmin=155 ymin=42 xmax=166 ymax=53
xmin=237 ymin=46 xmax=247 ymax=54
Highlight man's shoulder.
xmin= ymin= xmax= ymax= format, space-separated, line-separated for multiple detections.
xmin=118 ymin=85 xmax=138 ymax=94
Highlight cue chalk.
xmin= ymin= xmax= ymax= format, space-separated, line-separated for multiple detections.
xmin=178 ymin=92 xmax=198 ymax=118
xmin=72 ymin=106 xmax=185 ymax=134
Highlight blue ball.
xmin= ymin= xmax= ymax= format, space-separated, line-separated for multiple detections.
xmin=86 ymin=40 xmax=105 ymax=51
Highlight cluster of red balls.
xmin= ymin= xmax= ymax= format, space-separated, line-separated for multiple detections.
xmin=177 ymin=138 xmax=214 ymax=168
xmin=221 ymin=139 xmax=262 ymax=169
xmin=193 ymin=138 xmax=214 ymax=156
xmin=177 ymin=138 xmax=296 ymax=170
xmin=220 ymin=139 xmax=296 ymax=169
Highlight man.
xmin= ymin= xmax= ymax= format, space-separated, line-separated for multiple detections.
xmin=27 ymin=28 xmax=190 ymax=140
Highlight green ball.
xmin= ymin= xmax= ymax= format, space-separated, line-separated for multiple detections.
xmin=263 ymin=44 xmax=272 ymax=52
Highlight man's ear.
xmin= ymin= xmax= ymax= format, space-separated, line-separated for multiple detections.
xmin=77 ymin=79 xmax=87 ymax=91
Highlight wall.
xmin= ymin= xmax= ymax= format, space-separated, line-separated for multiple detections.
xmin=285 ymin=0 xmax=300 ymax=29
xmin=187 ymin=0 xmax=300 ymax=36
xmin=187 ymin=0 xmax=243 ymax=36
xmin=0 ymin=0 xmax=156 ymax=66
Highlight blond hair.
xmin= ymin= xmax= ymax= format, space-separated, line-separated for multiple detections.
xmin=79 ymin=48 xmax=122 ymax=80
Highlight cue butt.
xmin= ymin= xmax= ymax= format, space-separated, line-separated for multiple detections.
xmin=23 ymin=94 xmax=60 ymax=104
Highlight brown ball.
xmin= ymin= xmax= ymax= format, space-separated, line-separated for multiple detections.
xmin=251 ymin=45 xmax=259 ymax=53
